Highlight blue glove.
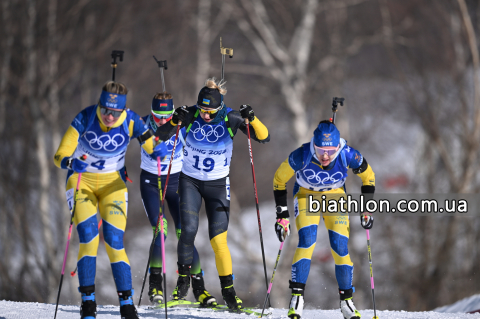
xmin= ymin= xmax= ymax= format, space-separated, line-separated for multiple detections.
xmin=68 ymin=157 xmax=88 ymax=173
xmin=152 ymin=141 xmax=169 ymax=160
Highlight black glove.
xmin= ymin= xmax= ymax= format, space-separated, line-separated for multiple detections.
xmin=172 ymin=105 xmax=188 ymax=125
xmin=240 ymin=104 xmax=255 ymax=122
xmin=360 ymin=213 xmax=374 ymax=229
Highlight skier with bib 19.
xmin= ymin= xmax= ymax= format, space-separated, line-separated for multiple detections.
xmin=273 ymin=120 xmax=375 ymax=319
xmin=154 ymin=78 xmax=270 ymax=309
xmin=53 ymin=81 xmax=165 ymax=319
xmin=139 ymin=92 xmax=216 ymax=306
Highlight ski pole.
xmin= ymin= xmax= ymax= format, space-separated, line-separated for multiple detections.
xmin=111 ymin=50 xmax=124 ymax=81
xmin=138 ymin=124 xmax=182 ymax=309
xmin=153 ymin=56 xmax=168 ymax=93
xmin=54 ymin=155 xmax=86 ymax=319
xmin=70 ymin=219 xmax=103 ymax=277
xmin=220 ymin=37 xmax=233 ymax=81
xmin=157 ymin=156 xmax=168 ymax=319
xmin=137 ymin=155 xmax=166 ymax=311
xmin=259 ymin=241 xmax=285 ymax=317
xmin=245 ymin=118 xmax=270 ymax=307
xmin=366 ymin=228 xmax=379 ymax=319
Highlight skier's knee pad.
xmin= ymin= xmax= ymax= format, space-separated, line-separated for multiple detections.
xmin=103 ymin=220 xmax=125 ymax=249
xmin=103 ymin=220 xmax=129 ymax=264
xmin=77 ymin=215 xmax=100 ymax=258
xmin=328 ymin=230 xmax=349 ymax=257
xmin=77 ymin=215 xmax=99 ymax=245
xmin=298 ymin=225 xmax=317 ymax=248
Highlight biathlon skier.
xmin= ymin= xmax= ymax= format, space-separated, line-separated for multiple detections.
xmin=54 ymin=81 xmax=164 ymax=319
xmin=154 ymin=78 xmax=270 ymax=309
xmin=139 ymin=92 xmax=216 ymax=306
xmin=273 ymin=120 xmax=375 ymax=319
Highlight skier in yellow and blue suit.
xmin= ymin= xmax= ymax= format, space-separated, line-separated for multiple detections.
xmin=273 ymin=120 xmax=375 ymax=319
xmin=54 ymin=81 xmax=166 ymax=319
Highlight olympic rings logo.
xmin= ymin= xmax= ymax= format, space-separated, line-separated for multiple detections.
xmin=302 ymin=169 xmax=345 ymax=186
xmin=191 ymin=122 xmax=225 ymax=143
xmin=164 ymin=137 xmax=180 ymax=151
xmin=84 ymin=131 xmax=125 ymax=151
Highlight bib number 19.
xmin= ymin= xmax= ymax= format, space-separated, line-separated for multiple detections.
xmin=192 ymin=155 xmax=215 ymax=172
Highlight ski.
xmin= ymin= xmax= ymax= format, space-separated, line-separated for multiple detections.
xmin=211 ymin=304 xmax=271 ymax=316
xmin=150 ymin=300 xmax=271 ymax=316
xmin=149 ymin=299 xmax=200 ymax=309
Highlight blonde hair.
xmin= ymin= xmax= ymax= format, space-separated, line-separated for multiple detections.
xmin=154 ymin=92 xmax=173 ymax=99
xmin=204 ymin=77 xmax=227 ymax=95
xmin=102 ymin=81 xmax=128 ymax=95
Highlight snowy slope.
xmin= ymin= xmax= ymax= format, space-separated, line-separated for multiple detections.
xmin=434 ymin=294 xmax=480 ymax=313
xmin=2 ymin=301 xmax=480 ymax=319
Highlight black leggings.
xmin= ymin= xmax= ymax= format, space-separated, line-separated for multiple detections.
xmin=140 ymin=170 xmax=201 ymax=273
xmin=178 ymin=173 xmax=233 ymax=276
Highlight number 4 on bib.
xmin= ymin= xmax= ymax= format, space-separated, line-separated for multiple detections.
xmin=91 ymin=159 xmax=106 ymax=170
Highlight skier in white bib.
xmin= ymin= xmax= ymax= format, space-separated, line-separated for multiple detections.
xmin=154 ymin=78 xmax=270 ymax=309
xmin=139 ymin=92 xmax=215 ymax=306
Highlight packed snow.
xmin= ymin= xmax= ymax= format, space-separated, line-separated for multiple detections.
xmin=434 ymin=294 xmax=480 ymax=314
xmin=2 ymin=300 xmax=480 ymax=319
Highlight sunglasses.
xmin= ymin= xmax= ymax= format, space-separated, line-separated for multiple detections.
xmin=197 ymin=104 xmax=223 ymax=114
xmin=314 ymin=145 xmax=339 ymax=157
xmin=99 ymin=105 xmax=123 ymax=117
xmin=152 ymin=110 xmax=174 ymax=119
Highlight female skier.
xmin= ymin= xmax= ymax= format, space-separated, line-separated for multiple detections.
xmin=154 ymin=78 xmax=270 ymax=309
xmin=139 ymin=92 xmax=216 ymax=306
xmin=54 ymin=81 xmax=163 ymax=319
xmin=273 ymin=120 xmax=375 ymax=319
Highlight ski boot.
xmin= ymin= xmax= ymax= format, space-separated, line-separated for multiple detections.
xmin=172 ymin=263 xmax=191 ymax=300
xmin=192 ymin=270 xmax=217 ymax=307
xmin=339 ymin=288 xmax=361 ymax=319
xmin=148 ymin=267 xmax=163 ymax=304
xmin=220 ymin=275 xmax=243 ymax=310
xmin=287 ymin=281 xmax=305 ymax=319
xmin=79 ymin=285 xmax=97 ymax=319
xmin=118 ymin=289 xmax=139 ymax=319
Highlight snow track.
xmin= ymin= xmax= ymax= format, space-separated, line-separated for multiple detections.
xmin=1 ymin=301 xmax=480 ymax=318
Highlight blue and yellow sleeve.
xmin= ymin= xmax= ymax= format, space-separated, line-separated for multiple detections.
xmin=127 ymin=110 xmax=155 ymax=154
xmin=345 ymin=146 xmax=375 ymax=188
xmin=54 ymin=109 xmax=92 ymax=169
xmin=54 ymin=126 xmax=80 ymax=169
xmin=273 ymin=146 xmax=303 ymax=191
xmin=273 ymin=146 xmax=305 ymax=214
